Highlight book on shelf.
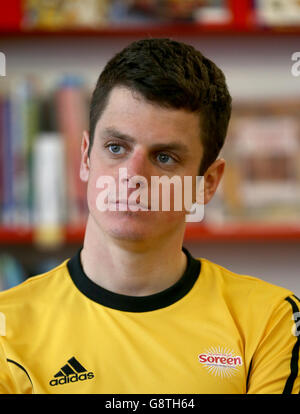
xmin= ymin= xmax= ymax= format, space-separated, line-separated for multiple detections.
xmin=128 ymin=0 xmax=229 ymax=22
xmin=0 ymin=74 xmax=89 ymax=244
xmin=21 ymin=0 xmax=231 ymax=30
xmin=209 ymin=99 xmax=300 ymax=224
xmin=0 ymin=77 xmax=40 ymax=228
xmin=22 ymin=0 xmax=110 ymax=30
xmin=55 ymin=75 xmax=89 ymax=228
xmin=256 ymin=0 xmax=300 ymax=26
xmin=32 ymin=132 xmax=66 ymax=246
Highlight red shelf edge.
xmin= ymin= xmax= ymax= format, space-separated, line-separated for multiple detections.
xmin=184 ymin=223 xmax=300 ymax=242
xmin=1 ymin=224 xmax=300 ymax=245
xmin=0 ymin=227 xmax=33 ymax=244
xmin=1 ymin=25 xmax=300 ymax=37
xmin=1 ymin=20 xmax=300 ymax=37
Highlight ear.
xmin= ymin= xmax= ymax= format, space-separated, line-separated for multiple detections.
xmin=79 ymin=130 xmax=90 ymax=182
xmin=203 ymin=158 xmax=226 ymax=205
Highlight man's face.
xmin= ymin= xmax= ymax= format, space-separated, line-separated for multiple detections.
xmin=81 ymin=86 xmax=204 ymax=244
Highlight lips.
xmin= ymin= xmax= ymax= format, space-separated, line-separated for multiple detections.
xmin=110 ymin=200 xmax=149 ymax=211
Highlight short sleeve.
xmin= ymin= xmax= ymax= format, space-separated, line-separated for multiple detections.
xmin=247 ymin=294 xmax=300 ymax=394
xmin=0 ymin=312 xmax=33 ymax=394
xmin=0 ymin=335 xmax=17 ymax=394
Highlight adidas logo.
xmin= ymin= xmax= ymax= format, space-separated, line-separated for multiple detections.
xmin=49 ymin=357 xmax=94 ymax=386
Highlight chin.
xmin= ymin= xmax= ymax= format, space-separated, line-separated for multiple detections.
xmin=110 ymin=228 xmax=149 ymax=242
xmin=98 ymin=210 xmax=156 ymax=242
xmin=90 ymin=208 xmax=185 ymax=244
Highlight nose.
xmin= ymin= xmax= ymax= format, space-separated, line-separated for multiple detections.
xmin=122 ymin=147 xmax=151 ymax=187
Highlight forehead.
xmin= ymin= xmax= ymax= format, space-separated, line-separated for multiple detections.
xmin=95 ymin=86 xmax=203 ymax=151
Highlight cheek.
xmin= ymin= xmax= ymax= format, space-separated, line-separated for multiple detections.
xmin=87 ymin=178 xmax=98 ymax=213
xmin=87 ymin=165 xmax=121 ymax=214
xmin=156 ymin=175 xmax=198 ymax=211
xmin=86 ymin=167 xmax=108 ymax=212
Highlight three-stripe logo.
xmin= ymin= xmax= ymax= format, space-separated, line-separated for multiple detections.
xmin=49 ymin=357 xmax=94 ymax=386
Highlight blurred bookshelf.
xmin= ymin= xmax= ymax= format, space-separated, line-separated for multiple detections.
xmin=0 ymin=79 xmax=300 ymax=247
xmin=1 ymin=0 xmax=300 ymax=37
xmin=1 ymin=0 xmax=300 ymax=291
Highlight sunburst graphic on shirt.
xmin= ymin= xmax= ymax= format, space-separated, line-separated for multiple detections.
xmin=198 ymin=345 xmax=243 ymax=379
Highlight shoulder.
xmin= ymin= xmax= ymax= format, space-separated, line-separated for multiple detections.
xmin=0 ymin=259 xmax=70 ymax=309
xmin=198 ymin=256 xmax=294 ymax=305
xmin=0 ymin=259 xmax=73 ymax=347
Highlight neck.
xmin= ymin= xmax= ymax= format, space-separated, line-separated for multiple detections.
xmin=80 ymin=214 xmax=187 ymax=296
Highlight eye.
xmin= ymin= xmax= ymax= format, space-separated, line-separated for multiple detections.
xmin=157 ymin=153 xmax=176 ymax=165
xmin=107 ymin=143 xmax=125 ymax=155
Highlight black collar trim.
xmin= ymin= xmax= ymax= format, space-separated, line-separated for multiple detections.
xmin=67 ymin=247 xmax=201 ymax=312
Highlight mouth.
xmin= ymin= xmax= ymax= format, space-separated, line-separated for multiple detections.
xmin=109 ymin=200 xmax=149 ymax=211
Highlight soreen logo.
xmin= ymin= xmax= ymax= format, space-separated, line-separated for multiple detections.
xmin=199 ymin=354 xmax=242 ymax=367
xmin=198 ymin=346 xmax=243 ymax=378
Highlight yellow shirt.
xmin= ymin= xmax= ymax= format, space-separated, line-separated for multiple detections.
xmin=0 ymin=247 xmax=299 ymax=394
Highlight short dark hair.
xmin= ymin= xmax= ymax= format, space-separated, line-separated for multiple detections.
xmin=88 ymin=38 xmax=232 ymax=175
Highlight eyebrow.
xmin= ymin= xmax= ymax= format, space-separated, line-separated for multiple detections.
xmin=101 ymin=126 xmax=190 ymax=153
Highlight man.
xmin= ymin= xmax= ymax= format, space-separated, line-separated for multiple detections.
xmin=0 ymin=38 xmax=299 ymax=394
